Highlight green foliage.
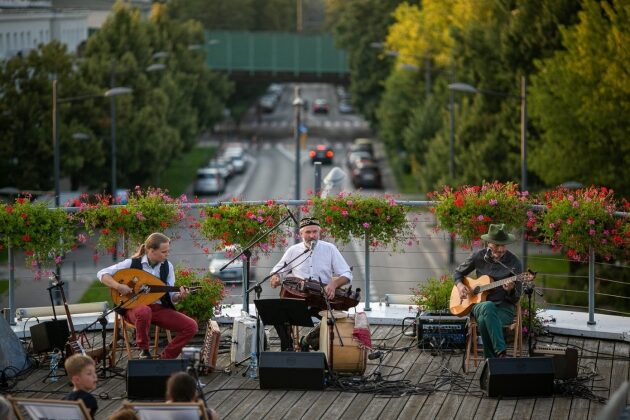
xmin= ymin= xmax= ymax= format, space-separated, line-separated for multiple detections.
xmin=429 ymin=182 xmax=528 ymax=244
xmin=175 ymin=266 xmax=226 ymax=322
xmin=77 ymin=187 xmax=184 ymax=253
xmin=158 ymin=146 xmax=216 ymax=196
xmin=0 ymin=197 xmax=76 ymax=267
xmin=529 ymin=0 xmax=630 ymax=196
xmin=200 ymin=201 xmax=290 ymax=254
xmin=521 ymin=298 xmax=548 ymax=339
xmin=0 ymin=279 xmax=9 ymax=296
xmin=309 ymin=193 xmax=414 ymax=250
xmin=532 ymin=186 xmax=625 ymax=261
xmin=412 ymin=275 xmax=453 ymax=312
xmin=78 ymin=280 xmax=113 ymax=305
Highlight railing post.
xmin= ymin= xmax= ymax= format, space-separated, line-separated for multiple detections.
xmin=364 ymin=234 xmax=371 ymax=311
xmin=8 ymin=244 xmax=15 ymax=325
xmin=587 ymin=246 xmax=596 ymax=325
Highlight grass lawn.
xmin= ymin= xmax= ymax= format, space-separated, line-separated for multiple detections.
xmin=79 ymin=280 xmax=113 ymax=306
xmin=0 ymin=279 xmax=8 ymax=295
xmin=157 ymin=145 xmax=217 ymax=196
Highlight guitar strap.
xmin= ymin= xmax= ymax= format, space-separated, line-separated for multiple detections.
xmin=130 ymin=257 xmax=176 ymax=310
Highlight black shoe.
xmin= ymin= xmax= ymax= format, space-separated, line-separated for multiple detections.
xmin=138 ymin=349 xmax=152 ymax=360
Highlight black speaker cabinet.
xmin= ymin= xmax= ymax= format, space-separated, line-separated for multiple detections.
xmin=480 ymin=357 xmax=555 ymax=397
xmin=259 ymin=352 xmax=326 ymax=390
xmin=127 ymin=359 xmax=188 ymax=399
xmin=30 ymin=320 xmax=69 ymax=353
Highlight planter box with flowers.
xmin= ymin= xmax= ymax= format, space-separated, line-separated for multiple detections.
xmin=309 ymin=193 xmax=414 ymax=250
xmin=429 ymin=181 xmax=529 ymax=245
xmin=531 ymin=186 xmax=627 ymax=261
xmin=199 ymin=200 xmax=292 ymax=256
xmin=175 ymin=266 xmax=226 ymax=323
xmin=0 ymin=196 xmax=77 ymax=268
xmin=411 ymin=275 xmax=454 ymax=314
xmin=77 ymin=187 xmax=185 ymax=256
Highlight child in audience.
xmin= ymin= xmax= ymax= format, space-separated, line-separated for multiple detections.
xmin=166 ymin=372 xmax=218 ymax=420
xmin=63 ymin=354 xmax=98 ymax=418
xmin=108 ymin=407 xmax=140 ymax=420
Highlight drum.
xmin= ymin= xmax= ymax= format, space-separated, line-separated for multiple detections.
xmin=319 ymin=311 xmax=367 ymax=374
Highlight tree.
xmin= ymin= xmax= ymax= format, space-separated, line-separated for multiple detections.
xmin=326 ymin=0 xmax=404 ymax=124
xmin=529 ymin=0 xmax=630 ymax=196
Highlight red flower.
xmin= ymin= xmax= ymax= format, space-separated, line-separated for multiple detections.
xmin=454 ymin=193 xmax=464 ymax=208
xmin=101 ymin=228 xmax=110 ymax=235
xmin=16 ymin=198 xmax=26 ymax=204
xmin=20 ymin=212 xmax=28 ymax=219
xmin=22 ymin=234 xmax=31 ymax=242
xmin=5 ymin=206 xmax=13 ymax=214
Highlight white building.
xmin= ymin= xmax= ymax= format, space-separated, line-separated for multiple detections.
xmin=0 ymin=0 xmax=151 ymax=60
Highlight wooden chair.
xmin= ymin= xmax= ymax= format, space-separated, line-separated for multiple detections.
xmin=111 ymin=312 xmax=172 ymax=363
xmin=463 ymin=301 xmax=523 ymax=373
xmin=8 ymin=396 xmax=91 ymax=420
xmin=123 ymin=401 xmax=208 ymax=420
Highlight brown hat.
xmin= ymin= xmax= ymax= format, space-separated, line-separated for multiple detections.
xmin=299 ymin=217 xmax=320 ymax=229
xmin=481 ymin=224 xmax=516 ymax=245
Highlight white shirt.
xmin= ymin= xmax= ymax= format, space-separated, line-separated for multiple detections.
xmin=271 ymin=240 xmax=352 ymax=284
xmin=97 ymin=255 xmax=176 ymax=304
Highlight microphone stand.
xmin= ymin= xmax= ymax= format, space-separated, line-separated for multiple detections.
xmin=220 ymin=210 xmax=295 ymax=315
xmin=318 ymin=277 xmax=343 ymax=379
xmin=77 ymin=292 xmax=144 ymax=379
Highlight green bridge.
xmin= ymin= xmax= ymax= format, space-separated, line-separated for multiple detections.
xmin=204 ymin=31 xmax=350 ymax=83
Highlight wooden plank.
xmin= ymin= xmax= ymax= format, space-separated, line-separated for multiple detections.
xmin=244 ymin=390 xmax=304 ymax=420
xmin=300 ymin=391 xmax=340 ymax=419
xmin=492 ymin=398 xmax=517 ymax=420
xmin=474 ymin=396 xmax=499 ymax=419
xmin=281 ymin=390 xmax=325 ymax=419
xmin=588 ymin=338 xmax=615 ymax=419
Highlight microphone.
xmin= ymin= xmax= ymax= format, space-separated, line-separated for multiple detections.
xmin=483 ymin=247 xmax=494 ymax=263
xmin=368 ymin=351 xmax=383 ymax=360
xmin=310 ymin=239 xmax=317 ymax=252
xmin=286 ymin=207 xmax=298 ymax=224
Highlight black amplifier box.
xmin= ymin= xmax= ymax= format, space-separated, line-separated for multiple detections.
xmin=416 ymin=313 xmax=467 ymax=349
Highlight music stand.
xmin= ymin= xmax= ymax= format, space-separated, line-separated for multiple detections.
xmin=254 ymin=298 xmax=314 ymax=329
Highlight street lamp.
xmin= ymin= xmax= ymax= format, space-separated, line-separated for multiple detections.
xmin=104 ymin=87 xmax=133 ymax=199
xmin=448 ymin=76 xmax=528 ymax=267
xmin=292 ymin=86 xmax=304 ymax=241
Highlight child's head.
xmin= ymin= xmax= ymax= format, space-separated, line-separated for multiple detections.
xmin=64 ymin=354 xmax=97 ymax=392
xmin=165 ymin=372 xmax=197 ymax=402
xmin=108 ymin=407 xmax=139 ymax=420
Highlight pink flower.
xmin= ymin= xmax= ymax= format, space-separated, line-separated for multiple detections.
xmin=362 ymin=222 xmax=370 ymax=229
xmin=549 ymin=223 xmax=555 ymax=229
xmin=136 ymin=211 xmax=146 ymax=221
xmin=572 ymin=201 xmax=579 ymax=208
xmin=346 ymin=200 xmax=353 ymax=206
xmin=77 ymin=233 xmax=87 ymax=243
xmin=588 ymin=219 xmax=595 ymax=225
xmin=589 ymin=229 xmax=596 ymax=236
xmin=488 ymin=199 xmax=498 ymax=205
xmin=341 ymin=209 xmax=348 ymax=216
xmin=477 ymin=215 xmax=485 ymax=221
xmin=54 ymin=255 xmax=63 ymax=265
xmin=567 ymin=195 xmax=574 ymax=202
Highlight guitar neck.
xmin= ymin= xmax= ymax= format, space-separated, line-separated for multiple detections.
xmin=477 ymin=273 xmax=524 ymax=293
xmin=147 ymin=285 xmax=180 ymax=293
xmin=57 ymin=282 xmax=77 ymax=340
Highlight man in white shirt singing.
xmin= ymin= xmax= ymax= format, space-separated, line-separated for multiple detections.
xmin=270 ymin=217 xmax=352 ymax=351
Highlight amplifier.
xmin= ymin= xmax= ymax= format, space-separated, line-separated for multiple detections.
xmin=531 ymin=344 xmax=578 ymax=380
xmin=416 ymin=313 xmax=467 ymax=349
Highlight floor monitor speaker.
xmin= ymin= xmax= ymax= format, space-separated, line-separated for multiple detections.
xmin=480 ymin=357 xmax=554 ymax=397
xmin=127 ymin=359 xmax=188 ymax=399
xmin=259 ymin=352 xmax=326 ymax=390
xmin=30 ymin=320 xmax=69 ymax=353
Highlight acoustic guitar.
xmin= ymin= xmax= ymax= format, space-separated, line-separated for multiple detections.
xmin=111 ymin=268 xmax=201 ymax=310
xmin=449 ymin=270 xmax=536 ymax=317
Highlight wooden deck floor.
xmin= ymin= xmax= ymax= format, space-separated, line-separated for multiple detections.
xmin=4 ymin=324 xmax=629 ymax=419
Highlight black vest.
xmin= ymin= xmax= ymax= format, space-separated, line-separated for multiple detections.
xmin=130 ymin=257 xmax=176 ymax=310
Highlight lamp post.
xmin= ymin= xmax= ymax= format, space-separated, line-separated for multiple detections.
xmin=292 ymin=86 xmax=304 ymax=241
xmin=448 ymin=76 xmax=528 ymax=268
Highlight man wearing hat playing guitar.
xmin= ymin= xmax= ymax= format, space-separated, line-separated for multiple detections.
xmin=270 ymin=217 xmax=353 ymax=351
xmin=454 ymin=224 xmax=523 ymax=359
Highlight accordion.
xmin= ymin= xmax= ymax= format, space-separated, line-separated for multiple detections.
xmin=200 ymin=320 xmax=221 ymax=373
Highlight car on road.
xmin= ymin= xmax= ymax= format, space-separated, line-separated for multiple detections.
xmin=309 ymin=144 xmax=334 ymax=164
xmin=312 ymin=99 xmax=330 ymax=114
xmin=208 ymin=246 xmax=253 ymax=284
xmin=193 ymin=168 xmax=224 ymax=196
xmin=351 ymin=160 xmax=383 ymax=189
xmin=338 ymin=100 xmax=354 ymax=114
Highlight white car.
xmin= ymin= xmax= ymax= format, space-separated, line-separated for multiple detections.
xmin=193 ymin=168 xmax=224 ymax=196
xmin=208 ymin=246 xmax=254 ymax=284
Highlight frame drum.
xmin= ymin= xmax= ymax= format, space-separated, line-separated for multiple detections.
xmin=319 ymin=311 xmax=367 ymax=374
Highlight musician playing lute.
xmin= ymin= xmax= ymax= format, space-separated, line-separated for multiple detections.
xmin=97 ymin=232 xmax=198 ymax=360
xmin=270 ymin=217 xmax=353 ymax=351
xmin=453 ymin=224 xmax=523 ymax=359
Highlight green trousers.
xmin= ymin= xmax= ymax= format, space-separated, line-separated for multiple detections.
xmin=472 ymin=301 xmax=515 ymax=358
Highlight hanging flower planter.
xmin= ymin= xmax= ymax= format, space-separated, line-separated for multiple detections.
xmin=429 ymin=181 xmax=529 ymax=245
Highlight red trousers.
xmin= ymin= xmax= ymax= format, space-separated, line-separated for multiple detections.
xmin=124 ymin=303 xmax=198 ymax=359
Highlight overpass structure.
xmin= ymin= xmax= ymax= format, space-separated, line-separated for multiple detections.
xmin=204 ymin=31 xmax=350 ymax=83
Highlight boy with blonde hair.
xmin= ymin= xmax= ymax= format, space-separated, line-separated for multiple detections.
xmin=63 ymin=354 xmax=98 ymax=418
